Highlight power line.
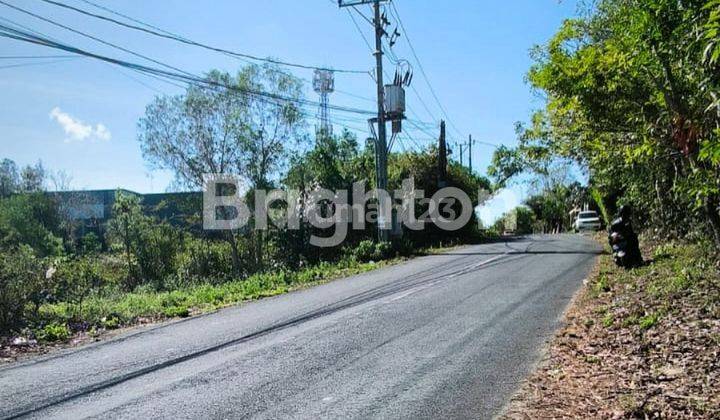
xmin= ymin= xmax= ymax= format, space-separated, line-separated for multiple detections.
xmin=0 ymin=22 xmax=373 ymax=139
xmin=345 ymin=5 xmax=440 ymax=135
xmin=0 ymin=1 xmax=432 ymax=144
xmin=0 ymin=0 xmax=195 ymax=77
xmin=0 ymin=54 xmax=75 ymax=59
xmin=39 ymin=0 xmax=369 ymax=75
xmin=402 ymin=131 xmax=424 ymax=151
xmin=335 ymin=88 xmax=375 ymax=103
xmin=389 ymin=1 xmax=463 ymax=137
xmin=346 ymin=8 xmax=374 ymax=55
xmin=0 ymin=14 xmax=63 ymax=43
xmin=349 ymin=5 xmax=374 ymax=27
xmin=0 ymin=15 xmax=185 ymax=92
xmin=0 ymin=23 xmax=376 ymax=117
xmin=406 ymin=118 xmax=438 ymax=140
xmin=0 ymin=57 xmax=76 ymax=69
xmin=110 ymin=65 xmax=169 ymax=94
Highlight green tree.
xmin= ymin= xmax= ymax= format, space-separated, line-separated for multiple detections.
xmin=0 ymin=193 xmax=63 ymax=257
xmin=107 ymin=192 xmax=143 ymax=289
xmin=19 ymin=161 xmax=46 ymax=193
xmin=514 ymin=206 xmax=536 ymax=235
xmin=489 ymin=0 xmax=720 ymax=246
xmin=107 ymin=191 xmax=183 ymax=290
xmin=0 ymin=159 xmax=19 ymax=198
xmin=138 ymin=65 xmax=306 ymax=272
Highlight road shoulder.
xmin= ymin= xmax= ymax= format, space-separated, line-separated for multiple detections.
xmin=500 ymin=238 xmax=720 ymax=419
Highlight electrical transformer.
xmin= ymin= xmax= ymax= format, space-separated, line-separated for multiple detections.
xmin=384 ymin=84 xmax=405 ymax=120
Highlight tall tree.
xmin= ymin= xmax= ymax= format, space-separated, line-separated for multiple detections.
xmin=0 ymin=159 xmax=19 ymax=197
xmin=19 ymin=161 xmax=45 ymax=193
xmin=489 ymin=0 xmax=720 ymax=246
xmin=138 ymin=65 xmax=306 ymax=271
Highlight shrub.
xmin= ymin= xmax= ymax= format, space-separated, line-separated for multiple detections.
xmin=351 ymin=240 xmax=394 ymax=262
xmin=79 ymin=232 xmax=102 ymax=255
xmin=50 ymin=257 xmax=104 ymax=306
xmin=352 ymin=240 xmax=377 ymax=262
xmin=393 ymin=238 xmax=415 ymax=257
xmin=374 ymin=241 xmax=394 ymax=260
xmin=135 ymin=224 xmax=184 ymax=290
xmin=0 ymin=246 xmax=46 ymax=335
xmin=162 ymin=306 xmax=190 ymax=318
xmin=101 ymin=313 xmax=122 ymax=329
xmin=36 ymin=322 xmax=70 ymax=342
xmin=106 ymin=191 xmax=184 ymax=291
xmin=176 ymin=239 xmax=234 ymax=284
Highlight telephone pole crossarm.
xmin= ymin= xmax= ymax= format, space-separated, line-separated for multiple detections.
xmin=338 ymin=0 xmax=389 ymax=7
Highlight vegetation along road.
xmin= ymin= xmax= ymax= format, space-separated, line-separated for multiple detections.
xmin=0 ymin=235 xmax=601 ymax=419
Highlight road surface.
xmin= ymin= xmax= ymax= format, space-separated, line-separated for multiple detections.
xmin=0 ymin=235 xmax=601 ymax=419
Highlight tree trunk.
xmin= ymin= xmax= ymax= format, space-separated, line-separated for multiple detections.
xmin=225 ymin=231 xmax=241 ymax=275
xmin=705 ymin=194 xmax=720 ymax=250
xmin=122 ymin=219 xmax=136 ymax=291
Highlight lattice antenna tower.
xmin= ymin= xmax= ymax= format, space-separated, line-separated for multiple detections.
xmin=313 ymin=69 xmax=335 ymax=138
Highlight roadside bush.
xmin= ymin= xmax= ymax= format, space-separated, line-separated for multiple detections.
xmin=107 ymin=191 xmax=184 ymax=291
xmin=392 ymin=238 xmax=415 ymax=257
xmin=79 ymin=232 xmax=102 ymax=255
xmin=374 ymin=241 xmax=394 ymax=260
xmin=50 ymin=256 xmax=104 ymax=307
xmin=0 ymin=246 xmax=46 ymax=334
xmin=36 ymin=322 xmax=70 ymax=342
xmin=176 ymin=238 xmax=235 ymax=285
xmin=352 ymin=240 xmax=376 ymax=262
xmin=135 ymin=223 xmax=184 ymax=290
xmin=351 ymin=240 xmax=394 ymax=262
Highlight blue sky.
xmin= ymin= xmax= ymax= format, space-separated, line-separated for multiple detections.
xmin=0 ymin=0 xmax=579 ymax=221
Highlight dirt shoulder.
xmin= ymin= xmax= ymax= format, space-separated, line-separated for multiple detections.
xmin=502 ymin=238 xmax=720 ymax=419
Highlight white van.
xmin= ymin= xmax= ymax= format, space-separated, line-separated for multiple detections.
xmin=574 ymin=210 xmax=602 ymax=232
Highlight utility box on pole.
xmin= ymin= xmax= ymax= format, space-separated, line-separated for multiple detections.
xmin=384 ymin=84 xmax=405 ymax=135
xmin=384 ymin=84 xmax=405 ymax=119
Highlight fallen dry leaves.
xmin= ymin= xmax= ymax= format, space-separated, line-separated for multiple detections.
xmin=503 ymin=239 xmax=720 ymax=419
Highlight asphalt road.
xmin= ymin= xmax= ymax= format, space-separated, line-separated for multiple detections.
xmin=0 ymin=234 xmax=602 ymax=420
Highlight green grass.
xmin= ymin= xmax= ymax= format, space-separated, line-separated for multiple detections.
xmin=638 ymin=313 xmax=660 ymax=330
xmin=36 ymin=323 xmax=71 ymax=342
xmin=35 ymin=256 xmax=397 ymax=338
xmin=602 ymin=312 xmax=615 ymax=328
xmin=590 ymin=240 xmax=717 ymax=332
xmin=589 ymin=273 xmax=611 ymax=298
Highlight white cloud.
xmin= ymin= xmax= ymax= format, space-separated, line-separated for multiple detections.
xmin=94 ymin=123 xmax=111 ymax=141
xmin=49 ymin=107 xmax=111 ymax=142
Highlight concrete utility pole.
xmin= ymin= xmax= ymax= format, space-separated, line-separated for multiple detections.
xmin=468 ymin=134 xmax=473 ymax=174
xmin=373 ymin=0 xmax=389 ymax=242
xmin=339 ymin=0 xmax=390 ymax=242
xmin=438 ymin=120 xmax=447 ymax=187
xmin=459 ymin=143 xmax=465 ymax=167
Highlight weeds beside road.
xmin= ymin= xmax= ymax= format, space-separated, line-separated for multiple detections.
xmin=0 ymin=241 xmax=466 ymax=364
xmin=504 ymin=239 xmax=720 ymax=418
